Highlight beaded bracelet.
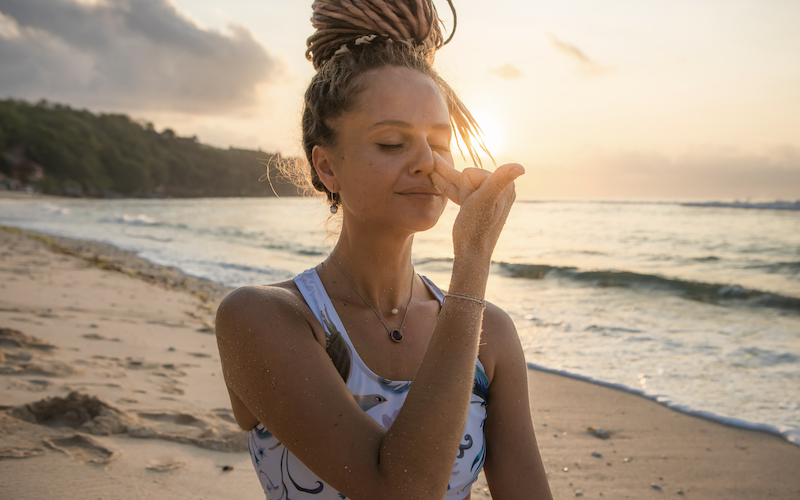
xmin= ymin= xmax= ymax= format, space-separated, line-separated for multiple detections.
xmin=445 ymin=293 xmax=486 ymax=307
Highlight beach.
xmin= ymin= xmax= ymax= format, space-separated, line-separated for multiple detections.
xmin=1 ymin=223 xmax=799 ymax=499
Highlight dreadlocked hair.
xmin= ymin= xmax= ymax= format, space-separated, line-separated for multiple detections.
xmin=290 ymin=0 xmax=491 ymax=206
xmin=306 ymin=0 xmax=453 ymax=70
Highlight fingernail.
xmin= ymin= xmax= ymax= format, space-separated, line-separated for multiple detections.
xmin=512 ymin=165 xmax=525 ymax=177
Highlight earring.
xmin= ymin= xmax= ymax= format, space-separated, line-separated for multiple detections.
xmin=329 ymin=193 xmax=339 ymax=214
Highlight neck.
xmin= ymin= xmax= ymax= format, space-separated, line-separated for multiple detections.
xmin=328 ymin=223 xmax=416 ymax=311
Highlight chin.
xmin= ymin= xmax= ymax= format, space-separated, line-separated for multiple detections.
xmin=401 ymin=204 xmax=446 ymax=233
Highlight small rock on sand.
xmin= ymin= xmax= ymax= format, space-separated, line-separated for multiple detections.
xmin=587 ymin=426 xmax=610 ymax=439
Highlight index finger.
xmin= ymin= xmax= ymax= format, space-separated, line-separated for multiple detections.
xmin=433 ymin=152 xmax=462 ymax=186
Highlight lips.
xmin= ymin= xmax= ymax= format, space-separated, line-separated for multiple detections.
xmin=396 ymin=186 xmax=442 ymax=196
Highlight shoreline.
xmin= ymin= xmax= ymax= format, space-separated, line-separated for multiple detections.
xmin=527 ymin=362 xmax=800 ymax=447
xmin=1 ymin=226 xmax=800 ymax=498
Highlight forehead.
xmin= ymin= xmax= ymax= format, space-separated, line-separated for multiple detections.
xmin=349 ymin=66 xmax=450 ymax=126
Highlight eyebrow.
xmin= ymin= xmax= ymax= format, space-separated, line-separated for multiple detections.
xmin=371 ymin=120 xmax=451 ymax=131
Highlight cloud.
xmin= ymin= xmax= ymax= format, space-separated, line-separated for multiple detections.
xmin=488 ymin=63 xmax=523 ymax=80
xmin=548 ymin=33 xmax=611 ymax=76
xmin=0 ymin=0 xmax=283 ymax=114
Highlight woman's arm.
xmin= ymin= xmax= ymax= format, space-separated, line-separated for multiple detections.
xmin=480 ymin=305 xmax=553 ymax=499
xmin=217 ymin=161 xmax=523 ymax=500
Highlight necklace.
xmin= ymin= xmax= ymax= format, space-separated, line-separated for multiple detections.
xmin=329 ymin=257 xmax=414 ymax=343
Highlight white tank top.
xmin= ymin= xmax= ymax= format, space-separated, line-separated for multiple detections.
xmin=247 ymin=268 xmax=489 ymax=499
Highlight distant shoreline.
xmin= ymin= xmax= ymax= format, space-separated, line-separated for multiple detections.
xmin=4 ymin=190 xmax=798 ymax=210
xmin=682 ymin=200 xmax=800 ymax=211
xmin=0 ymin=190 xmax=63 ymax=200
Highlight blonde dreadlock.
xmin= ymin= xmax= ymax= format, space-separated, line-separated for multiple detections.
xmin=306 ymin=0 xmax=455 ymax=69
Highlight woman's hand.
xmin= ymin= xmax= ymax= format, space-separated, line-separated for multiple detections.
xmin=431 ymin=153 xmax=524 ymax=262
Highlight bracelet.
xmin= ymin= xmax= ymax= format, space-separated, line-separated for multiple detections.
xmin=445 ymin=293 xmax=486 ymax=307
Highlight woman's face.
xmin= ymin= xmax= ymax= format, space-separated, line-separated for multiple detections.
xmin=321 ymin=66 xmax=453 ymax=234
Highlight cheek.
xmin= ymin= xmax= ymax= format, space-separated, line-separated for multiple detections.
xmin=342 ymin=165 xmax=389 ymax=204
xmin=440 ymin=150 xmax=455 ymax=166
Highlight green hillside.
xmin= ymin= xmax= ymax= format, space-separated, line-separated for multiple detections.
xmin=0 ymin=99 xmax=300 ymax=198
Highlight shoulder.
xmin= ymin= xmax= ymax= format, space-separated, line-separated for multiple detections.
xmin=218 ymin=280 xmax=302 ymax=316
xmin=478 ymin=301 xmax=523 ymax=384
xmin=216 ymin=280 xmax=315 ymax=342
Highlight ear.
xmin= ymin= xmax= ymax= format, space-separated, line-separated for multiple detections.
xmin=312 ymin=145 xmax=338 ymax=194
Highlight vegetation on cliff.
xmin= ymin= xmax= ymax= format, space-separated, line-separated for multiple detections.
xmin=0 ymin=99 xmax=299 ymax=198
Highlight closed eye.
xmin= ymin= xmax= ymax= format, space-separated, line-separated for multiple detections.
xmin=377 ymin=143 xmax=403 ymax=150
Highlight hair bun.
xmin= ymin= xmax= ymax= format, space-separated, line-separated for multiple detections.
xmin=306 ymin=0 xmax=456 ymax=70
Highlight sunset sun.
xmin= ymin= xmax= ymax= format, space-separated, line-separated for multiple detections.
xmin=473 ymin=112 xmax=505 ymax=159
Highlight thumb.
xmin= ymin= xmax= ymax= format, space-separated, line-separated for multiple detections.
xmin=476 ymin=163 xmax=524 ymax=202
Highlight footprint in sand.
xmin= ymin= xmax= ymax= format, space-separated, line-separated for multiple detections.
xmin=0 ymin=327 xmax=56 ymax=350
xmin=0 ymin=328 xmax=80 ymax=377
xmin=149 ymin=374 xmax=185 ymax=395
xmin=212 ymin=408 xmax=238 ymax=425
xmin=0 ymin=413 xmax=49 ymax=459
xmin=81 ymin=333 xmax=121 ymax=342
xmin=148 ymin=363 xmax=190 ymax=395
xmin=138 ymin=411 xmax=207 ymax=430
xmin=146 ymin=320 xmax=189 ymax=329
xmin=8 ymin=378 xmax=52 ymax=392
xmin=146 ymin=459 xmax=186 ymax=472
xmin=43 ymin=434 xmax=119 ymax=464
xmin=129 ymin=410 xmax=247 ymax=452
xmin=0 ymin=445 xmax=47 ymax=459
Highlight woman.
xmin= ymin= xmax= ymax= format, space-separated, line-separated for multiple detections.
xmin=216 ymin=1 xmax=552 ymax=498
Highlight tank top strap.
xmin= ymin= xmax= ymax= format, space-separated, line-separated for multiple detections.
xmin=419 ymin=274 xmax=446 ymax=306
xmin=294 ymin=268 xmax=355 ymax=382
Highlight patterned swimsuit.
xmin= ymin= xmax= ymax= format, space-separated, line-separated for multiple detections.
xmin=247 ymin=268 xmax=489 ymax=499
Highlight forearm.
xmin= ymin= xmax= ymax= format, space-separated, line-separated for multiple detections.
xmin=375 ymin=256 xmax=490 ymax=497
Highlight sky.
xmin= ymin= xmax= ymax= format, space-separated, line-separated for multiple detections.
xmin=1 ymin=0 xmax=799 ymax=200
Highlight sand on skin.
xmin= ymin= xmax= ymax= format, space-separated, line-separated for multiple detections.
xmin=0 ymin=223 xmax=799 ymax=499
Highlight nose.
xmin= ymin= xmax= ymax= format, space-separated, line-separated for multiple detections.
xmin=409 ymin=139 xmax=436 ymax=176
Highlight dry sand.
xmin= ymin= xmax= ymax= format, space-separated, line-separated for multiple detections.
xmin=0 ymin=225 xmax=798 ymax=499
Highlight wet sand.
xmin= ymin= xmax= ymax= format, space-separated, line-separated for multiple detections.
xmin=1 ymin=225 xmax=798 ymax=499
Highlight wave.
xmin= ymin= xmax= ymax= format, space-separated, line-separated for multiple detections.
xmin=98 ymin=214 xmax=161 ymax=226
xmin=215 ymin=262 xmax=282 ymax=276
xmin=258 ymin=243 xmax=325 ymax=257
xmin=497 ymin=262 xmax=800 ymax=313
xmin=413 ymin=257 xmax=455 ymax=266
xmin=126 ymin=234 xmax=173 ymax=243
xmin=682 ymin=200 xmax=800 ymax=211
xmin=727 ymin=347 xmax=800 ymax=368
xmin=692 ymin=255 xmax=720 ymax=262
xmin=41 ymin=203 xmax=70 ymax=215
xmin=526 ymin=363 xmax=800 ymax=446
xmin=746 ymin=261 xmax=800 ymax=275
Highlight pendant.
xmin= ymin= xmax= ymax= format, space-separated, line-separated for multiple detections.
xmin=390 ymin=330 xmax=403 ymax=343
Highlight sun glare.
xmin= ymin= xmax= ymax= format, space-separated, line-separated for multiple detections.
xmin=473 ymin=113 xmax=504 ymax=158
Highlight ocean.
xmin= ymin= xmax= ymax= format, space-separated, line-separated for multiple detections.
xmin=1 ymin=196 xmax=798 ymax=445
